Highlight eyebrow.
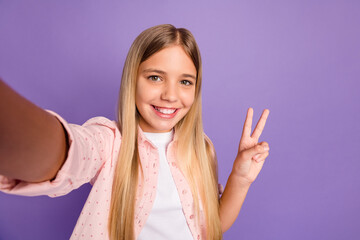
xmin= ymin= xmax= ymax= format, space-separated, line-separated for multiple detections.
xmin=142 ymin=68 xmax=166 ymax=75
xmin=142 ymin=68 xmax=196 ymax=80
xmin=181 ymin=73 xmax=197 ymax=80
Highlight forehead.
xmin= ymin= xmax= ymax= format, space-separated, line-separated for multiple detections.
xmin=139 ymin=45 xmax=196 ymax=75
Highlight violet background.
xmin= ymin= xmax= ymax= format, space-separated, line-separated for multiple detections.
xmin=0 ymin=1 xmax=359 ymax=239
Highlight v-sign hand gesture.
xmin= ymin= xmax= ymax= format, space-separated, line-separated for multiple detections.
xmin=232 ymin=108 xmax=270 ymax=184
xmin=220 ymin=108 xmax=270 ymax=233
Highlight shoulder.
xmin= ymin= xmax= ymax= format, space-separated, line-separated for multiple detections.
xmin=81 ymin=116 xmax=122 ymax=140
xmin=83 ymin=116 xmax=119 ymax=132
xmin=203 ymin=133 xmax=218 ymax=180
xmin=204 ymin=133 xmax=215 ymax=156
xmin=70 ymin=117 xmax=123 ymax=152
xmin=47 ymin=110 xmax=122 ymax=140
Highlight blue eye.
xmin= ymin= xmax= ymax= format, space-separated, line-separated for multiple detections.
xmin=149 ymin=75 xmax=161 ymax=81
xmin=180 ymin=80 xmax=192 ymax=86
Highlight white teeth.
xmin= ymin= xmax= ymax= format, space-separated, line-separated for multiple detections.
xmin=154 ymin=106 xmax=176 ymax=114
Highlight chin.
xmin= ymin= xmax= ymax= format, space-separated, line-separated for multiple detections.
xmin=152 ymin=123 xmax=176 ymax=132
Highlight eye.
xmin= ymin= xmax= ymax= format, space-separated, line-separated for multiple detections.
xmin=148 ymin=75 xmax=161 ymax=82
xmin=180 ymin=80 xmax=193 ymax=86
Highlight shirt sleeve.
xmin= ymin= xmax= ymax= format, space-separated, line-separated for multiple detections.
xmin=0 ymin=110 xmax=120 ymax=198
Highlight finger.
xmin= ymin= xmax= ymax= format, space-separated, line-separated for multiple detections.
xmin=251 ymin=109 xmax=270 ymax=140
xmin=218 ymin=183 xmax=224 ymax=195
xmin=252 ymin=142 xmax=269 ymax=160
xmin=252 ymin=152 xmax=267 ymax=160
xmin=242 ymin=107 xmax=253 ymax=138
xmin=240 ymin=143 xmax=269 ymax=160
xmin=259 ymin=141 xmax=270 ymax=149
xmin=254 ymin=151 xmax=269 ymax=163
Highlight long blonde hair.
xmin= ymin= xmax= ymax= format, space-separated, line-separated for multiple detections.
xmin=108 ymin=24 xmax=222 ymax=240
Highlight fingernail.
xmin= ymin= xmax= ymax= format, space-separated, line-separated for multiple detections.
xmin=264 ymin=146 xmax=269 ymax=151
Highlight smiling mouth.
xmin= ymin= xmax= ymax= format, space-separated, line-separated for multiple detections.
xmin=152 ymin=105 xmax=178 ymax=114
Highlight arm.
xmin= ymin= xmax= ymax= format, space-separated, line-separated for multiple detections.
xmin=219 ymin=171 xmax=251 ymax=232
xmin=0 ymin=79 xmax=68 ymax=183
xmin=219 ymin=108 xmax=270 ymax=232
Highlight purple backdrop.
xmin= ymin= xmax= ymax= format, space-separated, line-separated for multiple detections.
xmin=1 ymin=1 xmax=359 ymax=239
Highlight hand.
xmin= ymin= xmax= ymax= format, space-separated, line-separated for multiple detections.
xmin=232 ymin=108 xmax=270 ymax=184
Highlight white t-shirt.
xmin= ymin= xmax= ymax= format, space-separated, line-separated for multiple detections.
xmin=138 ymin=131 xmax=193 ymax=240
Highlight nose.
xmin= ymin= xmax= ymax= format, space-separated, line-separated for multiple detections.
xmin=160 ymin=82 xmax=178 ymax=102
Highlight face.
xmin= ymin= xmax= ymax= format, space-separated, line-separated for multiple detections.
xmin=136 ymin=45 xmax=197 ymax=133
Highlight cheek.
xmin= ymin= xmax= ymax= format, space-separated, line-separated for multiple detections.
xmin=180 ymin=90 xmax=196 ymax=108
xmin=136 ymin=81 xmax=154 ymax=104
xmin=135 ymin=87 xmax=143 ymax=108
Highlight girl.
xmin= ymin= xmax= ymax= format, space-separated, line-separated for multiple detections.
xmin=0 ymin=24 xmax=270 ymax=240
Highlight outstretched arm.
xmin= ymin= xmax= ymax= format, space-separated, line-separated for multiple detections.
xmin=0 ymin=79 xmax=68 ymax=183
xmin=219 ymin=108 xmax=270 ymax=232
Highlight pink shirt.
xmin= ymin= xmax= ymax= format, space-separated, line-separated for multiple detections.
xmin=0 ymin=111 xmax=206 ymax=239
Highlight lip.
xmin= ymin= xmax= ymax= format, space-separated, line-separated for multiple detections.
xmin=151 ymin=105 xmax=179 ymax=119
